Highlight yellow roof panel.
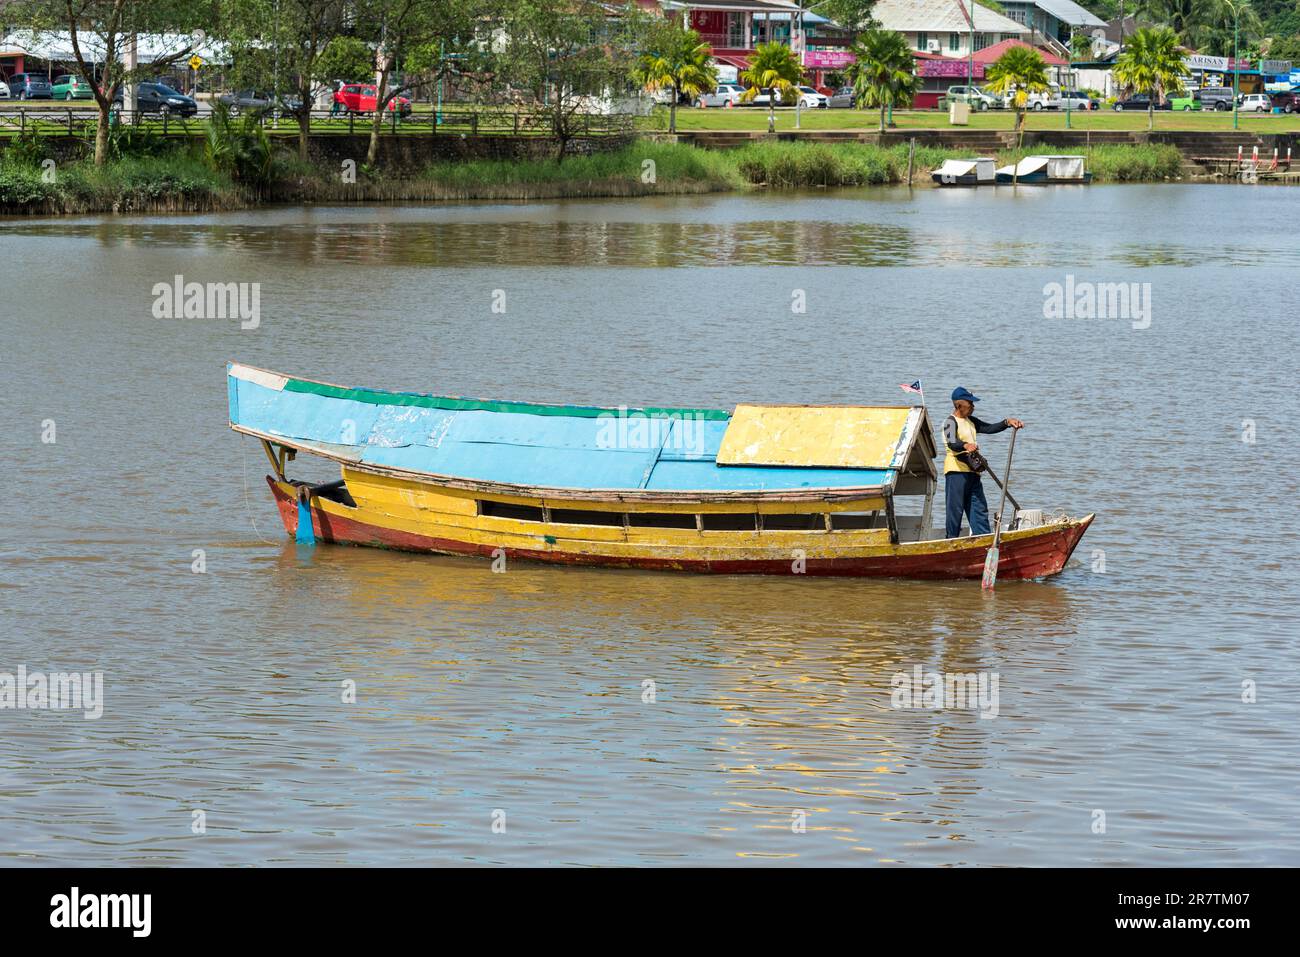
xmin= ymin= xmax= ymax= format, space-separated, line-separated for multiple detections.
xmin=717 ymin=405 xmax=918 ymax=469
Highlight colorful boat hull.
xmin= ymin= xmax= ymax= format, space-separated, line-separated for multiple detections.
xmin=268 ymin=475 xmax=1093 ymax=580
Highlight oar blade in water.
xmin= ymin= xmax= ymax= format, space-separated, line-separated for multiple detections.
xmin=296 ymin=496 xmax=316 ymax=546
xmin=981 ymin=546 xmax=999 ymax=590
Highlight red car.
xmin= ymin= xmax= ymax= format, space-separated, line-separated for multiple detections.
xmin=1271 ymin=91 xmax=1300 ymax=114
xmin=334 ymin=83 xmax=412 ymax=116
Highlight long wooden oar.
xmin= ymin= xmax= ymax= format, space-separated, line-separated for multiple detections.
xmin=981 ymin=463 xmax=1021 ymax=514
xmin=981 ymin=428 xmax=1018 ymax=590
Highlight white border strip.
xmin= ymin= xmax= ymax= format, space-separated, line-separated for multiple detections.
xmin=230 ymin=363 xmax=288 ymax=391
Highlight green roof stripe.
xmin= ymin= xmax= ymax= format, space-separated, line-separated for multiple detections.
xmin=282 ymin=377 xmax=732 ymax=420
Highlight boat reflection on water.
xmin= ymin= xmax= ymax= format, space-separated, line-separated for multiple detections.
xmin=268 ymin=538 xmax=1082 ymax=861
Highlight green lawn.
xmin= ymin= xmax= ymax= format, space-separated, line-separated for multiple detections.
xmin=652 ymin=106 xmax=1300 ymax=134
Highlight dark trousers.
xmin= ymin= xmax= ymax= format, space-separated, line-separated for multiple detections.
xmin=945 ymin=471 xmax=990 ymax=538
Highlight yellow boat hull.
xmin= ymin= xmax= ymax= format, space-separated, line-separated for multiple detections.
xmin=268 ymin=469 xmax=1093 ymax=580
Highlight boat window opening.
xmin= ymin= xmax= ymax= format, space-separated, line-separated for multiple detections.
xmin=762 ymin=513 xmax=827 ymax=531
xmin=479 ymin=500 xmax=544 ymax=522
xmin=548 ymin=508 xmax=625 ymax=527
xmin=830 ymin=511 xmax=880 ymax=530
xmin=627 ymin=512 xmax=698 ymax=529
xmin=700 ymin=513 xmax=758 ymax=531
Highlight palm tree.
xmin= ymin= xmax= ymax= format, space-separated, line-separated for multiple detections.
xmin=1113 ymin=27 xmax=1186 ymax=131
xmin=633 ymin=23 xmax=718 ymax=134
xmin=846 ymin=29 xmax=918 ymax=133
xmin=1134 ymin=0 xmax=1259 ymax=51
xmin=984 ymin=46 xmax=1051 ymax=146
xmin=739 ymin=42 xmax=803 ymax=133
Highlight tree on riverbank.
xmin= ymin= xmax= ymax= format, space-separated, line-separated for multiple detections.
xmin=846 ymin=29 xmax=917 ymax=134
xmin=352 ymin=0 xmax=494 ymax=167
xmin=1113 ymin=27 xmax=1186 ymax=131
xmin=739 ymin=42 xmax=803 ymax=134
xmin=631 ymin=22 xmax=716 ymax=134
xmin=497 ymin=0 xmax=642 ymax=161
xmin=222 ymin=0 xmax=350 ymax=162
xmin=12 ymin=0 xmax=204 ymax=166
xmin=985 ymin=46 xmax=1050 ymax=146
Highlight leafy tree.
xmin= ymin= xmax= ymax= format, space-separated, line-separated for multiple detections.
xmin=846 ymin=29 xmax=917 ymax=132
xmin=813 ymin=0 xmax=879 ymax=32
xmin=315 ymin=36 xmax=373 ymax=87
xmin=9 ymin=0 xmax=210 ymax=166
xmin=984 ymin=45 xmax=1050 ymax=144
xmin=739 ymin=41 xmax=803 ymax=132
xmin=1134 ymin=0 xmax=1262 ymax=50
xmin=631 ymin=20 xmax=716 ymax=133
xmin=496 ymin=0 xmax=642 ymax=160
xmin=1113 ymin=26 xmax=1186 ymax=130
xmin=350 ymin=0 xmax=493 ymax=165
xmin=222 ymin=0 xmax=351 ymax=161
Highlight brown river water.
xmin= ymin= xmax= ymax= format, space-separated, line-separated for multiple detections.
xmin=1 ymin=184 xmax=1297 ymax=866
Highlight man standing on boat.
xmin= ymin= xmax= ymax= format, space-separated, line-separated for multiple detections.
xmin=943 ymin=387 xmax=1024 ymax=538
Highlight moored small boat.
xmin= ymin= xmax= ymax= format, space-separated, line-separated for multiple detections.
xmin=228 ymin=363 xmax=1094 ymax=580
xmin=931 ymin=157 xmax=997 ymax=186
xmin=995 ymin=154 xmax=1092 ymax=184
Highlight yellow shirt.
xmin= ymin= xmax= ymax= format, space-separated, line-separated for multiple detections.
xmin=944 ymin=415 xmax=978 ymax=474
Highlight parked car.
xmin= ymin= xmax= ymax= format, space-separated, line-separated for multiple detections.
xmin=826 ymin=86 xmax=856 ymax=109
xmin=790 ymin=85 xmax=828 ymax=108
xmin=111 ymin=82 xmax=199 ymax=116
xmin=218 ymin=89 xmax=305 ymax=115
xmin=1050 ymin=90 xmax=1096 ymax=111
xmin=1169 ymin=92 xmax=1200 ymax=111
xmin=1197 ymin=86 xmax=1235 ymax=111
xmin=1271 ymin=90 xmax=1300 ymax=113
xmin=8 ymin=73 xmax=53 ymax=100
xmin=1112 ymin=94 xmax=1171 ymax=111
xmin=0 ymin=79 xmax=9 ymax=99
xmin=946 ymin=85 xmax=996 ymax=110
xmin=334 ymin=83 xmax=412 ymax=115
xmin=1239 ymin=93 xmax=1272 ymax=112
xmin=51 ymin=74 xmax=93 ymax=100
xmin=695 ymin=82 xmax=744 ymax=108
xmin=1015 ymin=87 xmax=1059 ymax=111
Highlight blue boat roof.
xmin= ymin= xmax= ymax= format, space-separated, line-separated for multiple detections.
xmin=227 ymin=364 xmax=913 ymax=494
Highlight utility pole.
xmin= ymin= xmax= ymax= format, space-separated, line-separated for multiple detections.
xmin=1229 ymin=0 xmax=1240 ymax=131
xmin=967 ymin=1 xmax=975 ymax=93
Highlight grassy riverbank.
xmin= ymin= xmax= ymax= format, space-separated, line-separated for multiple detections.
xmin=653 ymin=106 xmax=1300 ymax=134
xmin=0 ymin=138 xmax=1186 ymax=214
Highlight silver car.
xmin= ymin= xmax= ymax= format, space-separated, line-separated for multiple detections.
xmin=826 ymin=86 xmax=856 ymax=109
xmin=696 ymin=83 xmax=744 ymax=108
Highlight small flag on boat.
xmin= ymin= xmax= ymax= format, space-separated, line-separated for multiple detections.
xmin=899 ymin=380 xmax=922 ymax=395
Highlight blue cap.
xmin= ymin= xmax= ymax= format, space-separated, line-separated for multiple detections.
xmin=951 ymin=387 xmax=980 ymax=403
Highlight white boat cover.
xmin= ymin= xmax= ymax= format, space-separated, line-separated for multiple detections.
xmin=934 ymin=158 xmax=996 ymax=182
xmin=997 ymin=155 xmax=1086 ymax=179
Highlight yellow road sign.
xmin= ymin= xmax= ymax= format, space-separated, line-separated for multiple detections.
xmin=189 ymin=55 xmax=203 ymax=71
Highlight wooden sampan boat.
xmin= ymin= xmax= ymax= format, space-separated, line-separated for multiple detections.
xmin=228 ymin=363 xmax=1093 ymax=579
